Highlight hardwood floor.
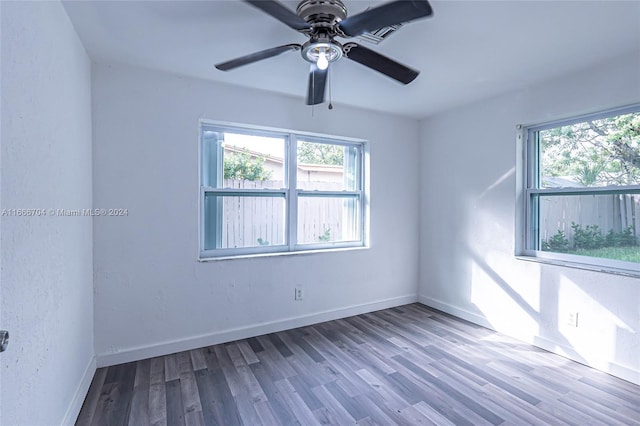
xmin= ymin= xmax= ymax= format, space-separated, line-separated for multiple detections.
xmin=76 ymin=304 xmax=640 ymax=425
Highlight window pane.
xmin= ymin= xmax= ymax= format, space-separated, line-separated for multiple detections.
xmin=297 ymin=196 xmax=360 ymax=244
xmin=204 ymin=193 xmax=285 ymax=249
xmin=534 ymin=193 xmax=639 ymax=263
xmin=538 ymin=111 xmax=640 ymax=189
xmin=297 ymin=141 xmax=359 ymax=190
xmin=202 ymin=130 xmax=285 ymax=189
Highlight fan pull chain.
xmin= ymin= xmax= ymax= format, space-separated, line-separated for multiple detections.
xmin=328 ymin=65 xmax=333 ymax=110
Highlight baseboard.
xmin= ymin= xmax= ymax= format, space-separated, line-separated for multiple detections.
xmin=532 ymin=335 xmax=640 ymax=386
xmin=417 ymin=295 xmax=495 ymax=330
xmin=61 ymin=355 xmax=96 ymax=425
xmin=96 ymin=295 xmax=417 ymax=368
xmin=417 ymin=295 xmax=640 ymax=386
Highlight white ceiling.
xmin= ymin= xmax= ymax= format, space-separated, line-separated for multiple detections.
xmin=63 ymin=0 xmax=640 ymax=119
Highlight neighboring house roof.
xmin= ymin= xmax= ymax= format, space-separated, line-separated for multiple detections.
xmin=224 ymin=145 xmax=343 ymax=174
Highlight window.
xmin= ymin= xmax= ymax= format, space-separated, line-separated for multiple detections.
xmin=519 ymin=105 xmax=640 ymax=275
xmin=200 ymin=122 xmax=367 ymax=258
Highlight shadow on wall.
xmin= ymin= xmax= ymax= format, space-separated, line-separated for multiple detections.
xmin=462 ymin=170 xmax=638 ymax=379
xmin=465 ymin=244 xmax=588 ymax=365
xmin=423 ymin=158 xmax=638 ymax=382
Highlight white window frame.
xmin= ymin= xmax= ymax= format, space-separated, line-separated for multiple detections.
xmin=198 ymin=120 xmax=369 ymax=260
xmin=516 ymin=104 xmax=640 ymax=277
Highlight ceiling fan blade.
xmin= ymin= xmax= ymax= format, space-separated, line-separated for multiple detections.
xmin=244 ymin=0 xmax=311 ymax=31
xmin=215 ymin=44 xmax=301 ymax=71
xmin=338 ymin=0 xmax=433 ymax=37
xmin=343 ymin=43 xmax=419 ymax=84
xmin=306 ymin=64 xmax=328 ymax=105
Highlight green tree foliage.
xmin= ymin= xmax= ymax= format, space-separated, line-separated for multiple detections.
xmin=542 ymin=225 xmax=637 ymax=253
xmin=542 ymin=230 xmax=569 ymax=252
xmin=223 ymin=151 xmax=272 ymax=181
xmin=298 ymin=142 xmax=344 ymax=165
xmin=571 ymin=222 xmax=606 ymax=250
xmin=317 ymin=228 xmax=331 ymax=242
xmin=605 ymin=226 xmax=637 ymax=247
xmin=540 ymin=112 xmax=640 ymax=186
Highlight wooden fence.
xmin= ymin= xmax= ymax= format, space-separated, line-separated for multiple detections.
xmin=219 ymin=179 xmax=346 ymax=248
xmin=540 ymin=194 xmax=639 ymax=245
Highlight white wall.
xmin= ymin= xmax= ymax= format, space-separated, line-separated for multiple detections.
xmin=0 ymin=1 xmax=94 ymax=425
xmin=92 ymin=63 xmax=420 ymax=365
xmin=419 ymin=54 xmax=640 ymax=385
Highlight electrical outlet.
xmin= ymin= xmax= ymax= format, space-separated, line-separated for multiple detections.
xmin=567 ymin=312 xmax=579 ymax=327
xmin=294 ymin=287 xmax=304 ymax=301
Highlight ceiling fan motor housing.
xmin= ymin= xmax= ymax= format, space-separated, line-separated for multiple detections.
xmin=296 ymin=0 xmax=347 ymax=26
xmin=297 ymin=0 xmax=347 ymax=65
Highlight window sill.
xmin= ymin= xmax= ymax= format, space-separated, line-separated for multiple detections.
xmin=515 ymin=254 xmax=640 ymax=278
xmin=199 ymin=245 xmax=370 ymax=262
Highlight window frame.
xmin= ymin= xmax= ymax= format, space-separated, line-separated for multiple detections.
xmin=198 ymin=120 xmax=369 ymax=260
xmin=517 ymin=104 xmax=640 ymax=277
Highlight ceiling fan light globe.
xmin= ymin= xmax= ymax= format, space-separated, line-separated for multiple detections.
xmin=317 ymin=49 xmax=329 ymax=70
xmin=301 ymin=41 xmax=343 ymax=66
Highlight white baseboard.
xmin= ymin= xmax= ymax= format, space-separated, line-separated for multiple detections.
xmin=61 ymin=355 xmax=96 ymax=425
xmin=532 ymin=335 xmax=640 ymax=386
xmin=417 ymin=295 xmax=640 ymax=386
xmin=417 ymin=295 xmax=495 ymax=330
xmin=96 ymin=295 xmax=417 ymax=368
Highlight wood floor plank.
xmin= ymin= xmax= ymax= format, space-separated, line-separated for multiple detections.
xmin=482 ymin=382 xmax=567 ymax=426
xmin=179 ymin=369 xmax=204 ymax=425
xmin=212 ymin=345 xmax=245 ymax=398
xmin=234 ymin=361 xmax=269 ymax=404
xmin=351 ymin=393 xmax=399 ymax=425
xmin=193 ymin=369 xmax=219 ymax=426
xmin=274 ymin=378 xmax=321 ymax=426
xmin=286 ymin=328 xmax=326 ymax=362
xmin=412 ymin=401 xmax=456 ymax=426
xmin=253 ymin=399 xmax=279 ymax=425
xmin=76 ymin=367 xmax=107 ymax=425
xmin=225 ymin=343 xmax=247 ymax=369
xmin=269 ymin=332 xmax=294 ymax=358
xmin=164 ymin=354 xmax=180 ymax=382
xmin=246 ymin=337 xmax=264 ymax=353
xmin=76 ymin=304 xmax=640 ymax=426
xmin=386 ymin=370 xmax=482 ymax=426
xmin=105 ymin=362 xmax=136 ymax=425
xmin=195 ymin=366 xmax=242 ymax=426
xmin=423 ymin=344 xmax=542 ymax=406
xmin=324 ymin=380 xmax=369 ymax=421
xmin=148 ymin=357 xmax=167 ymax=426
xmin=287 ymin=374 xmax=324 ymax=411
xmin=128 ymin=359 xmax=150 ymax=426
xmin=392 ymin=354 xmax=504 ymax=425
xmin=429 ymin=359 xmax=544 ymax=425
xmin=236 ymin=340 xmax=260 ymax=365
xmin=233 ymin=390 xmax=262 ymax=426
xmin=165 ymin=379 xmax=185 ymax=426
xmin=312 ymin=383 xmax=356 ymax=424
xmin=279 ymin=346 xmax=324 ymax=388
xmin=486 ymin=359 xmax=568 ymax=403
xmin=255 ymin=335 xmax=297 ymax=378
xmin=184 ymin=410 xmax=206 ymax=426
xmin=89 ymin=382 xmax=117 ymax=426
xmin=354 ymin=368 xmax=409 ymax=413
xmin=561 ymin=390 xmax=639 ymax=425
xmin=249 ymin=361 xmax=298 ymax=425
xmin=190 ymin=348 xmax=208 ymax=371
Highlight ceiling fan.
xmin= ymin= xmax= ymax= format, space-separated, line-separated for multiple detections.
xmin=215 ymin=0 xmax=433 ymax=105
